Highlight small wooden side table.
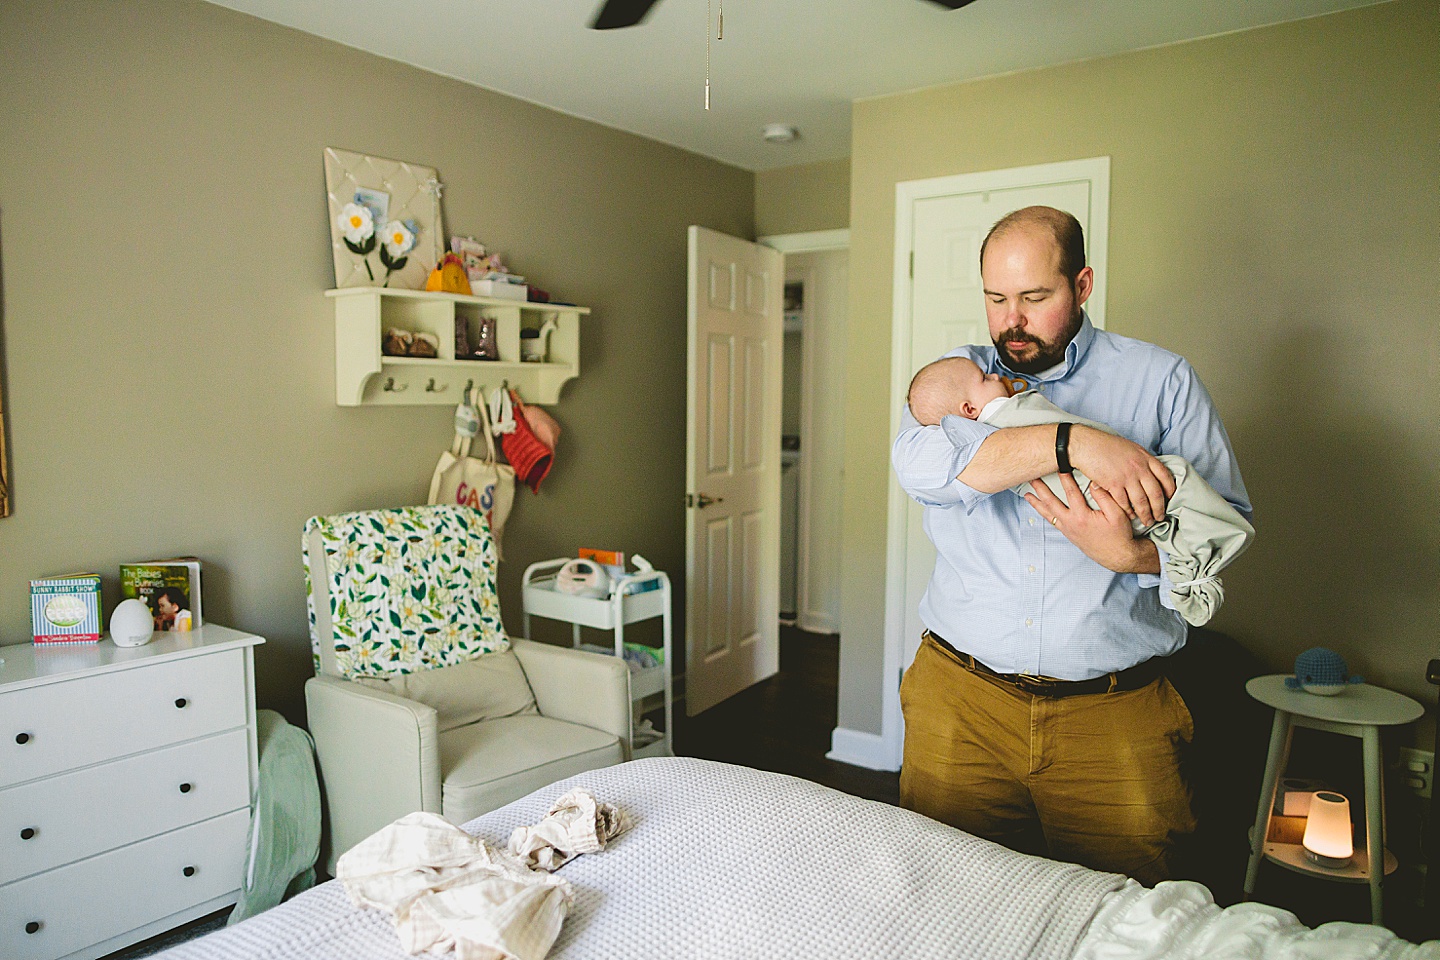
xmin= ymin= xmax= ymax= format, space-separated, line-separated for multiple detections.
xmin=1243 ymin=674 xmax=1423 ymax=924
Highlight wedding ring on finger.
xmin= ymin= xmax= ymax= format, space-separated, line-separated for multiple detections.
xmin=1050 ymin=516 xmax=1059 ymax=526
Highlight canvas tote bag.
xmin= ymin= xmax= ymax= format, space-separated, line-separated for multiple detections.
xmin=428 ymin=386 xmax=515 ymax=555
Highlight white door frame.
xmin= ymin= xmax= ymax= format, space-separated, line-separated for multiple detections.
xmin=878 ymin=158 xmax=1111 ymax=771
xmin=760 ymin=229 xmax=850 ymax=636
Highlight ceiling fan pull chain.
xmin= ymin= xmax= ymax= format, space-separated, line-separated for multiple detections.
xmin=718 ymin=1 xmax=723 ymax=40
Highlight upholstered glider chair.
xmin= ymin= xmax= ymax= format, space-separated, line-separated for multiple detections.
xmin=303 ymin=505 xmax=630 ymax=873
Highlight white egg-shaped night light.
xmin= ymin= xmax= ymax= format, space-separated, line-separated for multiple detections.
xmin=110 ymin=598 xmax=154 ymax=648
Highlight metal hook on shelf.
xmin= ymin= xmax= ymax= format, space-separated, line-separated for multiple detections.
xmin=425 ymin=378 xmax=448 ymax=393
xmin=383 ymin=377 xmax=409 ymax=393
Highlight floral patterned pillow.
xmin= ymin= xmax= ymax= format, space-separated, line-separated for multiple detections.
xmin=304 ymin=505 xmax=508 ymax=679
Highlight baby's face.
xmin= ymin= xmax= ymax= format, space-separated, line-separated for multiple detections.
xmin=959 ymin=361 xmax=1013 ymax=412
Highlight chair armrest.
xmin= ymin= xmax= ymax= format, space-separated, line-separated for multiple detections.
xmin=512 ymin=638 xmax=632 ymax=750
xmin=304 ymin=675 xmax=442 ymax=873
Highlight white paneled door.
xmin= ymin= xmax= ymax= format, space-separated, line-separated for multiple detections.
xmin=685 ymin=226 xmax=783 ymax=716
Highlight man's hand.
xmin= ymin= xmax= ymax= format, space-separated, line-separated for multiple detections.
xmin=1067 ymin=426 xmax=1175 ymax=527
xmin=1024 ymin=474 xmax=1161 ymax=574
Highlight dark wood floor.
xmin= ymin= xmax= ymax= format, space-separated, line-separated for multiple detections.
xmin=671 ymin=625 xmax=899 ymax=806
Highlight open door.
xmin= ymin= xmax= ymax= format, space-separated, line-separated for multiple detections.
xmin=685 ymin=226 xmax=783 ymax=716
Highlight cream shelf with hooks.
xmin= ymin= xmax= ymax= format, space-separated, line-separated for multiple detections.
xmin=327 ymin=287 xmax=589 ymax=406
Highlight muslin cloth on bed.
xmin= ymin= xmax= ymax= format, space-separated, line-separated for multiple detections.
xmin=336 ymin=790 xmax=627 ymax=960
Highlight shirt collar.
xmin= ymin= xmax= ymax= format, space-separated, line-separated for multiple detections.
xmin=994 ymin=311 xmax=1096 ymax=384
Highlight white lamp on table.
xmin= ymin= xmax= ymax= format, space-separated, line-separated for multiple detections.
xmin=1302 ymin=790 xmax=1354 ymax=868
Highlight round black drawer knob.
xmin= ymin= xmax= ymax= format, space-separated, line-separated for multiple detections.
xmin=179 ymin=782 xmax=193 ymax=794
xmin=183 ymin=866 xmax=196 ymax=878
xmin=174 ymin=698 xmax=188 ymax=709
xmin=15 ymin=732 xmax=30 ymax=745
xmin=20 ymin=827 xmax=36 ymax=840
xmin=25 ymin=921 xmax=41 ymax=934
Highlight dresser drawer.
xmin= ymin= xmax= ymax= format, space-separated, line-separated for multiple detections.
xmin=0 ymin=808 xmax=249 ymax=960
xmin=0 ymin=728 xmax=251 ymax=885
xmin=0 ymin=650 xmax=247 ymax=787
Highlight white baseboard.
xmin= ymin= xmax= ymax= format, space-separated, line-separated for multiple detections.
xmin=798 ymin=611 xmax=838 ymax=635
xmin=826 ymin=726 xmax=900 ymax=772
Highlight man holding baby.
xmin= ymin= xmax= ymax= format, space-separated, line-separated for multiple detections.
xmin=892 ymin=205 xmax=1252 ymax=884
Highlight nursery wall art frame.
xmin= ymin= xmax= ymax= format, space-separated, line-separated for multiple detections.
xmin=325 ymin=147 xmax=444 ymax=290
xmin=0 ymin=228 xmax=9 ymax=518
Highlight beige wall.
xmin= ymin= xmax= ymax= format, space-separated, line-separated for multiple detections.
xmin=0 ymin=0 xmax=753 ymax=722
xmin=841 ymin=0 xmax=1439 ymax=737
xmin=756 ymin=158 xmax=851 ymax=236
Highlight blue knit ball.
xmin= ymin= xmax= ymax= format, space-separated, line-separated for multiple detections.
xmin=1284 ymin=647 xmax=1363 ymax=696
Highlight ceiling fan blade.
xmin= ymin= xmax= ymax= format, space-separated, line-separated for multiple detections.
xmin=590 ymin=0 xmax=662 ymax=30
xmin=923 ymin=0 xmax=981 ymax=8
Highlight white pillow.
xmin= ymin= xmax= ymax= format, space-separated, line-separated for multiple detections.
xmin=356 ymin=648 xmax=538 ymax=731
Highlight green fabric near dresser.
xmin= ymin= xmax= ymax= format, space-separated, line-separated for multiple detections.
xmin=228 ymin=710 xmax=321 ymax=925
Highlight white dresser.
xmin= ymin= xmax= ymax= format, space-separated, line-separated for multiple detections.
xmin=0 ymin=625 xmax=263 ymax=960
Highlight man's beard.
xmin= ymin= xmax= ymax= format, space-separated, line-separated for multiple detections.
xmin=995 ymin=304 xmax=1084 ymax=375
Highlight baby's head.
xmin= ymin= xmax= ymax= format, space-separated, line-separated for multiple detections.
xmin=907 ymin=357 xmax=1012 ymax=425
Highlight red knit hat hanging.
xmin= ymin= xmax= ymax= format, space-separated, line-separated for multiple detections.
xmin=500 ymin=390 xmax=553 ymax=493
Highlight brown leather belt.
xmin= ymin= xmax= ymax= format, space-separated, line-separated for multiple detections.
xmin=925 ymin=630 xmax=1165 ymax=699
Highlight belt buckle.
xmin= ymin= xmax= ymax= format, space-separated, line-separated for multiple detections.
xmin=1014 ymin=673 xmax=1053 ymax=694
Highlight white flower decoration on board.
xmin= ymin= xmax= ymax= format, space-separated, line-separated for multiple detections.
xmin=337 ymin=202 xmax=378 ymax=281
xmin=338 ymin=203 xmax=374 ymax=245
xmin=378 ymin=219 xmax=418 ymax=287
xmin=382 ymin=220 xmax=415 ymax=258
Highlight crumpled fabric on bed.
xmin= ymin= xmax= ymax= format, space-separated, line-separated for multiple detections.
xmin=1073 ymin=880 xmax=1440 ymax=960
xmin=508 ymin=788 xmax=628 ymax=872
xmin=337 ymin=811 xmax=572 ymax=960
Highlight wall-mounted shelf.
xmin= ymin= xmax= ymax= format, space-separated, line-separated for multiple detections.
xmin=327 ymin=288 xmax=589 ymax=406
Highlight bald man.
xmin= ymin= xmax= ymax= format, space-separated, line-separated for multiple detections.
xmin=891 ymin=206 xmax=1252 ymax=884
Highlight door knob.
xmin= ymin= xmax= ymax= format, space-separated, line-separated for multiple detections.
xmin=686 ymin=493 xmax=724 ymax=509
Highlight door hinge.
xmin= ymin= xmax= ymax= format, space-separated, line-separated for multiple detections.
xmin=909 ymin=250 xmax=914 ymax=278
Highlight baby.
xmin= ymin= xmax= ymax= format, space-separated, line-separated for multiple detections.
xmin=906 ymin=356 xmax=1254 ymax=627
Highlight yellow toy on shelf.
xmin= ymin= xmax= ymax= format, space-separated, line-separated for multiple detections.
xmin=425 ymin=252 xmax=472 ymax=295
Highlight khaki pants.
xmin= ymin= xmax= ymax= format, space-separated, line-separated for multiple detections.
xmin=899 ymin=634 xmax=1195 ymax=885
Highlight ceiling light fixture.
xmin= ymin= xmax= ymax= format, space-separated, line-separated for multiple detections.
xmin=762 ymin=124 xmax=799 ymax=144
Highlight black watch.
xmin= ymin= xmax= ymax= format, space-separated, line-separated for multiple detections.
xmin=1055 ymin=422 xmax=1074 ymax=475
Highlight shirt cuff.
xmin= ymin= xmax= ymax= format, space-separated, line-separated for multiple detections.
xmin=1139 ymin=546 xmax=1176 ymax=610
xmin=939 ymin=415 xmax=997 ymax=512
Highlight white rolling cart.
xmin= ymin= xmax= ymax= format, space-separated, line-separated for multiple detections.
xmin=521 ymin=559 xmax=673 ymax=759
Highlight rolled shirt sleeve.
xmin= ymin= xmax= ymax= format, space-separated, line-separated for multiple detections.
xmin=891 ymin=405 xmax=998 ymax=510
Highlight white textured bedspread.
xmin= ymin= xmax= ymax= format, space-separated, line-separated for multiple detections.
xmin=157 ymin=757 xmax=1124 ymax=960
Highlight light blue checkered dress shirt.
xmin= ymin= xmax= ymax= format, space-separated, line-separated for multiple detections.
xmin=893 ymin=315 xmax=1253 ymax=680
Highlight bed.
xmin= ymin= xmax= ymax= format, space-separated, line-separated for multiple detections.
xmin=155 ymin=757 xmax=1439 ymax=960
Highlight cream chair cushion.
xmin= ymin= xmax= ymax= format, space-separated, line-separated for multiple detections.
xmin=437 ymin=714 xmax=625 ymax=825
xmin=354 ymin=648 xmax=538 ymax=732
